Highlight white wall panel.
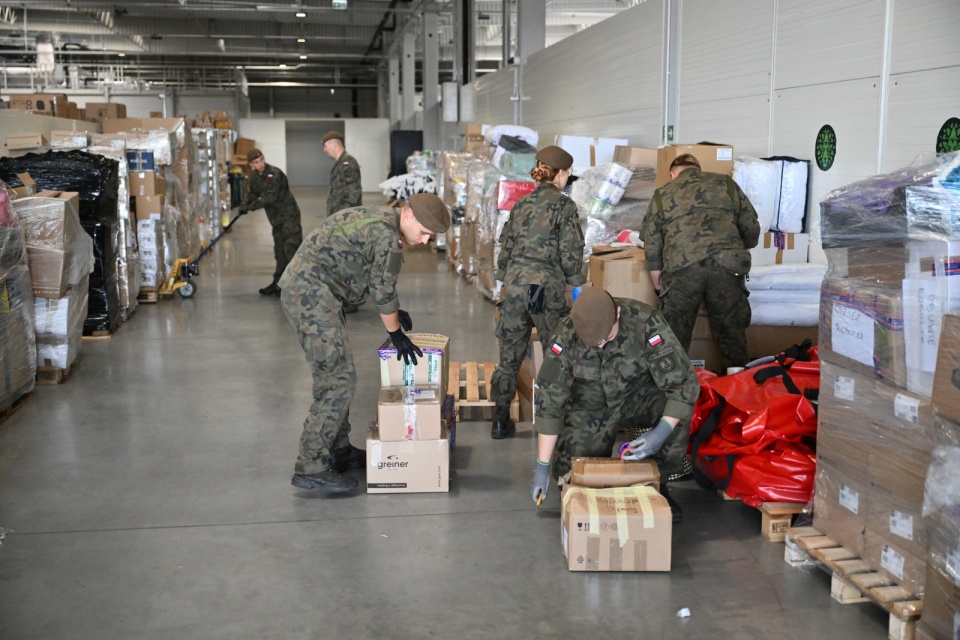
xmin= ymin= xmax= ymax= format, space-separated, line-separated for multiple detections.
xmin=885 ymin=66 xmax=960 ymax=171
xmin=890 ymin=0 xmax=960 ymax=74
xmin=238 ymin=118 xmax=288 ymax=173
xmin=345 ymin=118 xmax=391 ymax=192
xmin=680 ymin=96 xmax=772 ymax=157
xmin=472 ymin=67 xmax=517 ymax=126
xmin=776 ymin=0 xmax=885 ymax=87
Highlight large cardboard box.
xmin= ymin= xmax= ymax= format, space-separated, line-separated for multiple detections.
xmin=865 ymin=486 xmax=926 ymax=558
xmin=561 ymin=485 xmax=672 ymax=571
xmin=85 ymin=102 xmax=127 ymax=123
xmin=129 ymin=170 xmax=167 ymax=197
xmin=813 ymin=457 xmax=867 ymax=557
xmin=133 ymin=195 xmax=165 ymax=221
xmin=613 ymin=146 xmax=658 ymax=167
xmin=464 ymin=123 xmax=489 ymax=153
xmin=4 ymin=133 xmax=46 ymax=154
xmin=366 ymin=424 xmax=450 ymax=494
xmin=570 ymin=458 xmax=660 ymax=491
xmin=745 ymin=324 xmax=819 ymax=361
xmin=750 ymin=232 xmax=809 ymax=266
xmin=918 ymin=561 xmax=960 ymax=640
xmin=378 ymin=333 xmax=449 ymax=398
xmin=656 ymin=142 xmax=734 ymax=187
xmin=12 ymin=191 xmax=86 ymax=298
xmin=933 ymin=312 xmax=960 ymax=424
xmin=864 ymin=530 xmax=926 ymax=597
xmin=377 ymin=385 xmax=443 ymax=441
xmin=588 ymin=246 xmax=657 ymax=307
xmin=6 ymin=172 xmax=37 ymax=198
xmin=8 ymin=93 xmax=67 ymax=115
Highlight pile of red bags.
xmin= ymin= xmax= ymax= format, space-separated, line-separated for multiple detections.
xmin=689 ymin=342 xmax=819 ymax=507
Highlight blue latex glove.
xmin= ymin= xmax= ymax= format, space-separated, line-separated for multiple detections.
xmin=531 ymin=460 xmax=551 ymax=504
xmin=571 ymin=286 xmax=582 ymax=302
xmin=622 ymin=419 xmax=673 ymax=460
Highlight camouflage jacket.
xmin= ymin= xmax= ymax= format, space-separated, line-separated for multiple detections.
xmin=496 ymin=182 xmax=586 ymax=288
xmin=327 ymin=151 xmax=363 ymax=215
xmin=278 ymin=206 xmax=404 ymax=313
xmin=241 ymin=163 xmax=300 ymax=224
xmin=534 ymin=298 xmax=700 ymax=436
xmin=641 ymin=168 xmax=759 ymax=273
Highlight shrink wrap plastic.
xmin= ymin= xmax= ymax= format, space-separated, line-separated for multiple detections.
xmin=0 ymin=185 xmax=37 ymax=410
xmin=35 ymin=274 xmax=88 ymax=370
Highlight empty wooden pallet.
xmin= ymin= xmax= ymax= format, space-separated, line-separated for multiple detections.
xmin=448 ymin=361 xmax=520 ymax=422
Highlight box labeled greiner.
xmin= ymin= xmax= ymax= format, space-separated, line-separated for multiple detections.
xmin=378 ymin=333 xmax=449 ymax=398
xmin=562 ymin=485 xmax=672 ymax=571
xmin=366 ymin=423 xmax=449 ymax=494
xmin=570 ymin=458 xmax=660 ymax=492
xmin=377 ymin=384 xmax=442 ymax=441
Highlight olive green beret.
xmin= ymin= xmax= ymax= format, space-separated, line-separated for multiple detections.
xmin=322 ymin=130 xmax=344 ymax=144
xmin=535 ymin=145 xmax=574 ymax=171
xmin=572 ymin=288 xmax=617 ymax=347
xmin=408 ymin=193 xmax=451 ymax=233
xmin=246 ymin=148 xmax=263 ymax=162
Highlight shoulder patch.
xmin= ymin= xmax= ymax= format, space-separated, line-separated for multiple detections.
xmin=656 ymin=356 xmax=676 ymax=373
xmin=648 ymin=334 xmax=663 ymax=347
xmin=551 ymin=343 xmax=563 ymax=355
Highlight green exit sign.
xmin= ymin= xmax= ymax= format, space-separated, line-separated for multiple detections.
xmin=333 ymin=0 xmax=347 ymax=8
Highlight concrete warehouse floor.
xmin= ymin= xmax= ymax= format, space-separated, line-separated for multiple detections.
xmin=0 ymin=187 xmax=890 ymax=639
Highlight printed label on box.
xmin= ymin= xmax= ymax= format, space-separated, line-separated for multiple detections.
xmin=717 ymin=148 xmax=733 ymax=161
xmin=839 ymin=484 xmax=859 ymax=514
xmin=893 ymin=393 xmax=920 ymax=424
xmin=889 ymin=510 xmax=914 ymax=541
xmin=835 ymin=376 xmax=855 ymax=401
xmin=832 ymin=304 xmax=875 ymax=367
xmin=880 ymin=545 xmax=905 ymax=580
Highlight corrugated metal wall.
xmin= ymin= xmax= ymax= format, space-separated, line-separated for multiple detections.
xmin=468 ymin=0 xmax=960 ymax=263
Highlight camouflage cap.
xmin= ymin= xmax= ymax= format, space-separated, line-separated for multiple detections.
xmin=246 ymin=148 xmax=264 ymax=162
xmin=535 ymin=145 xmax=574 ymax=171
xmin=670 ymin=153 xmax=701 ymax=170
xmin=322 ymin=130 xmax=344 ymax=144
xmin=571 ymin=288 xmax=617 ymax=346
xmin=408 ymin=193 xmax=451 ymax=233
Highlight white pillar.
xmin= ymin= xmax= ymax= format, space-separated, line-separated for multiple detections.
xmin=421 ymin=2 xmax=440 ymax=148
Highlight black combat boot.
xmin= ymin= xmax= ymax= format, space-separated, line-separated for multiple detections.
xmin=331 ymin=444 xmax=366 ymax=473
xmin=259 ymin=279 xmax=280 ymax=296
xmin=661 ymin=483 xmax=683 ymax=523
xmin=291 ymin=469 xmax=358 ymax=492
xmin=491 ymin=404 xmax=516 ymax=440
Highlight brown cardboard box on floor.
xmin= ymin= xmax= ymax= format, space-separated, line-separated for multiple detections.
xmin=377 ymin=385 xmax=443 ymax=441
xmin=863 ymin=530 xmax=926 ymax=597
xmin=569 ymin=457 xmax=660 ymax=491
xmin=561 ymin=485 xmax=672 ymax=571
xmin=813 ymin=456 xmax=867 ymax=557
xmin=365 ymin=423 xmax=449 ymax=494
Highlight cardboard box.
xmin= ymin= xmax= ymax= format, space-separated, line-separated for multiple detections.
xmin=366 ymin=423 xmax=449 ymax=493
xmin=494 ymin=180 xmax=535 ymax=211
xmin=613 ymin=146 xmax=658 ymax=167
xmin=570 ymin=457 xmax=660 ymax=491
xmin=561 ymin=485 xmax=672 ymax=571
xmin=234 ymin=137 xmax=256 ymax=158
xmin=12 ymin=191 xmax=84 ymax=298
xmin=133 ymin=195 xmax=165 ymax=221
xmin=689 ymin=337 xmax=722 ymax=373
xmin=555 ymin=134 xmax=628 ymax=167
xmin=864 ymin=530 xmax=926 ymax=597
xmin=813 ymin=457 xmax=867 ymax=557
xmin=464 ymin=123 xmax=489 ymax=152
xmin=933 ymin=312 xmax=960 ymax=424
xmin=378 ymin=333 xmax=449 ymax=398
xmin=745 ymin=324 xmax=819 ymax=361
xmin=918 ymin=562 xmax=960 ymax=640
xmin=8 ymin=93 xmax=67 ymax=115
xmin=129 ymin=170 xmax=167 ymax=197
xmin=6 ymin=172 xmax=37 ymax=198
xmin=85 ymin=102 xmax=127 ymax=122
xmin=750 ymin=232 xmax=809 ymax=266
xmin=4 ymin=133 xmax=45 ymax=153
xmin=823 ymin=246 xmax=907 ymax=285
xmin=656 ymin=142 xmax=734 ymax=188
xmin=865 ymin=486 xmax=926 ymax=557
xmin=377 ymin=385 xmax=443 ymax=441
xmin=588 ymin=246 xmax=657 ymax=307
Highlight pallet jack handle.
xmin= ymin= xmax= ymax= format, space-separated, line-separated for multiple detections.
xmin=190 ymin=210 xmax=242 ymax=268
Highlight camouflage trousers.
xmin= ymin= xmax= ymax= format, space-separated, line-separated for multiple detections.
xmin=280 ymin=289 xmax=354 ymax=475
xmin=270 ymin=213 xmax=303 ymax=282
xmin=660 ymin=257 xmax=751 ymax=370
xmin=491 ymin=283 xmax=567 ymax=406
xmin=552 ymin=385 xmax=690 ymax=480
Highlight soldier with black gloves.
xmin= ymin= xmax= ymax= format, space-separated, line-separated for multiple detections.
xmin=278 ymin=194 xmax=450 ymax=493
xmin=489 ymin=145 xmax=585 ymax=440
xmin=237 ymin=148 xmax=304 ymax=297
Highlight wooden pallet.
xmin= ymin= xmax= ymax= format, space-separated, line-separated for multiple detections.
xmin=0 ymin=392 xmax=33 ymax=425
xmin=36 ymin=360 xmax=79 ymax=385
xmin=786 ymin=526 xmax=922 ymax=640
xmin=138 ymin=287 xmax=160 ymax=303
xmin=448 ymin=361 xmax=520 ymax=422
xmin=717 ymin=492 xmax=806 ymax=542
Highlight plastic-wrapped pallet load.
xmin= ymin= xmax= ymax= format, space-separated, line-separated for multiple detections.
xmin=34 ymin=274 xmax=89 ymax=370
xmin=460 ymin=156 xmax=504 ymax=278
xmin=439 ymin=152 xmax=471 ymax=268
xmin=0 ymin=185 xmax=37 ymax=411
xmin=475 ymin=179 xmax=534 ymax=301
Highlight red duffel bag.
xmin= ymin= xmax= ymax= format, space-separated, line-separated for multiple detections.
xmin=689 ymin=341 xmax=819 ymax=507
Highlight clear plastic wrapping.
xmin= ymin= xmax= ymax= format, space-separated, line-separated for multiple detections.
xmin=405 ymin=151 xmax=436 ymax=176
xmin=377 ymin=173 xmax=438 ymax=200
xmin=35 ymin=273 xmax=88 ymax=370
xmin=0 ymin=186 xmax=37 ymax=409
xmin=570 ymin=162 xmax=633 ymax=218
xmin=917 ymin=447 xmax=960 ymax=635
xmin=439 ymin=152 xmax=471 ymax=209
xmin=126 ymin=128 xmax=175 ymax=166
xmin=50 ymin=130 xmax=91 ymax=150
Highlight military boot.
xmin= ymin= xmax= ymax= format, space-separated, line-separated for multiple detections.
xmin=491 ymin=404 xmax=516 ymax=440
xmin=291 ymin=469 xmax=358 ymax=492
xmin=661 ymin=483 xmax=682 ymax=523
xmin=331 ymin=444 xmax=366 ymax=473
xmin=259 ymin=279 xmax=280 ymax=296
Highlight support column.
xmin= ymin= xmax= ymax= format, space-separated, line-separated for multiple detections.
xmin=462 ymin=0 xmax=475 ymax=84
xmin=501 ymin=0 xmax=511 ymax=67
xmin=661 ymin=0 xmax=679 ymax=145
xmin=401 ymin=30 xmax=416 ymax=130
xmin=517 ymin=0 xmax=545 ymax=61
xmin=388 ymin=56 xmax=400 ymax=129
xmin=422 ymin=2 xmax=440 ymax=149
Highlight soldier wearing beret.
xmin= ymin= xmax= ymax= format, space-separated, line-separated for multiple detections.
xmin=489 ymin=145 xmax=585 ymax=440
xmin=641 ymin=153 xmax=760 ymax=369
xmin=238 ymin=148 xmax=304 ymax=296
xmin=530 ymin=288 xmax=700 ymax=521
xmin=323 ymin=130 xmax=363 ymax=216
xmin=279 ymin=194 xmax=451 ymax=492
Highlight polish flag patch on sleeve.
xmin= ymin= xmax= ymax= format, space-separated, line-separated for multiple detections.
xmin=551 ymin=343 xmax=563 ymax=355
xmin=647 ymin=334 xmax=663 ymax=347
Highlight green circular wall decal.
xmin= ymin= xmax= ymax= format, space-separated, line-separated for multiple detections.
xmin=937 ymin=117 xmax=960 ymax=154
xmin=815 ymin=125 xmax=837 ymax=171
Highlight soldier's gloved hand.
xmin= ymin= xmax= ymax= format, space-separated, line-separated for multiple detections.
xmin=397 ymin=309 xmax=413 ymax=332
xmin=531 ymin=460 xmax=551 ymax=504
xmin=622 ymin=418 xmax=673 ymax=460
xmin=388 ymin=329 xmax=422 ymax=366
xmin=527 ymin=284 xmax=546 ymax=314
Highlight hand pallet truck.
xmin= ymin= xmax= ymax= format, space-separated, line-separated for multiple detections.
xmin=158 ymin=210 xmax=241 ymax=298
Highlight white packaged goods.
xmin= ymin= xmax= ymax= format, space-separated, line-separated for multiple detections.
xmin=733 ymin=156 xmax=809 ymax=233
xmin=483 ymin=124 xmax=538 ymax=148
xmin=747 ymin=263 xmax=827 ymax=291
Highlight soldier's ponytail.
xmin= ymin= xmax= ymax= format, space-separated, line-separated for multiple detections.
xmin=531 ymin=160 xmax=559 ymax=184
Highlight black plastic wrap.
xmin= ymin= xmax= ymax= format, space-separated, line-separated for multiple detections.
xmin=80 ymin=220 xmax=120 ymax=335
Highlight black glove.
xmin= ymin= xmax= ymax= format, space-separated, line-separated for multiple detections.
xmin=398 ymin=309 xmax=413 ymax=332
xmin=527 ymin=284 xmax=546 ymax=315
xmin=388 ymin=329 xmax=422 ymax=366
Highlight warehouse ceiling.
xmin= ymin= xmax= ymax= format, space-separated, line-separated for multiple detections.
xmin=0 ymin=0 xmax=642 ymax=91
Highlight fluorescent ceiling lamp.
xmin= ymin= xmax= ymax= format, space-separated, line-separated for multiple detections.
xmin=118 ymin=52 xmax=126 ymax=57
xmin=299 ymin=54 xmax=307 ymax=59
xmin=297 ymin=37 xmax=305 ymax=43
xmin=295 ymin=11 xmax=306 ymax=17
xmin=279 ymin=63 xmax=287 ymax=68
xmin=333 ymin=0 xmax=347 ymax=9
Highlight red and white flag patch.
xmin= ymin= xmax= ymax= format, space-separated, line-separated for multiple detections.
xmin=551 ymin=343 xmax=563 ymax=355
xmin=648 ymin=334 xmax=663 ymax=347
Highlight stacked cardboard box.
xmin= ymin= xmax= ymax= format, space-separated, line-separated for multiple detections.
xmin=561 ymin=458 xmax=670 ymax=571
xmin=0 ymin=189 xmax=36 ymax=410
xmin=368 ymin=333 xmax=452 ymax=494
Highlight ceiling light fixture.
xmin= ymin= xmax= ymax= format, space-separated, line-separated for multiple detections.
xmin=297 ymin=37 xmax=305 ymax=43
xmin=118 ymin=52 xmax=126 ymax=57
xmin=280 ymin=63 xmax=287 ymax=68
xmin=295 ymin=11 xmax=306 ymax=18
xmin=299 ymin=54 xmax=307 ymax=60
xmin=332 ymin=0 xmax=347 ymax=9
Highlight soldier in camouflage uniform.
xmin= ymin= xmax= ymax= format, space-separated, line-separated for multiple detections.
xmin=238 ymin=148 xmax=304 ymax=296
xmin=490 ymin=145 xmax=585 ymax=440
xmin=530 ymin=288 xmax=700 ymax=521
xmin=278 ymin=194 xmax=450 ymax=492
xmin=323 ymin=131 xmax=363 ymax=216
xmin=641 ymin=154 xmax=760 ymax=369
